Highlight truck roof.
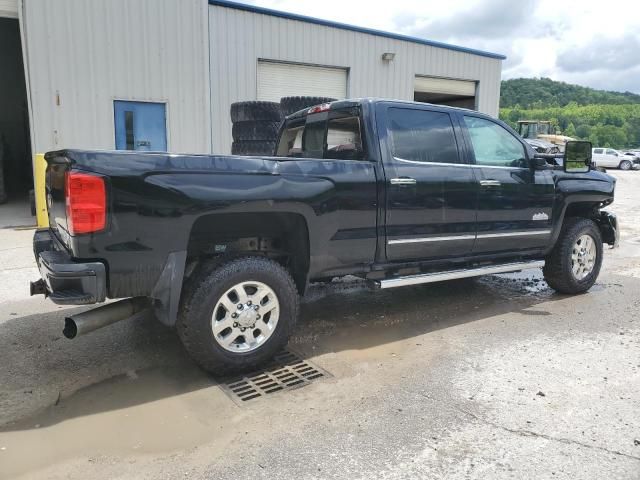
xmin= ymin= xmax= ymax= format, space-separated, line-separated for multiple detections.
xmin=285 ymin=97 xmax=489 ymax=119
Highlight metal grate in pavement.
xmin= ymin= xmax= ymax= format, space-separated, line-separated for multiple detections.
xmin=220 ymin=350 xmax=329 ymax=405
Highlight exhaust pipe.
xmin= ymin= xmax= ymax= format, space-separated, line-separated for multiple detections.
xmin=63 ymin=297 xmax=151 ymax=339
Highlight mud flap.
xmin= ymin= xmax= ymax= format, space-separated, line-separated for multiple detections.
xmin=150 ymin=251 xmax=187 ymax=326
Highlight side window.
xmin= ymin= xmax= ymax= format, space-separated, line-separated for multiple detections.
xmin=325 ymin=116 xmax=363 ymax=160
xmin=387 ymin=108 xmax=459 ymax=164
xmin=463 ymin=116 xmax=526 ymax=167
xmin=593 ymin=148 xmax=604 ymax=154
xmin=606 ymin=149 xmax=617 ymax=156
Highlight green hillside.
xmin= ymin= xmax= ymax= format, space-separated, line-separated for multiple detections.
xmin=499 ymin=78 xmax=640 ymax=149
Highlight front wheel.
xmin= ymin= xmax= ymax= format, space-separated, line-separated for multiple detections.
xmin=543 ymin=218 xmax=603 ymax=294
xmin=177 ymin=256 xmax=299 ymax=375
xmin=619 ymin=160 xmax=632 ymax=170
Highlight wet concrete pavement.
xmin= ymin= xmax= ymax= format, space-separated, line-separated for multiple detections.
xmin=1 ymin=172 xmax=639 ymax=479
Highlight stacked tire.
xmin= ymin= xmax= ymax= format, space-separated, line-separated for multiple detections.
xmin=230 ymin=101 xmax=283 ymax=156
xmin=279 ymin=96 xmax=336 ymax=116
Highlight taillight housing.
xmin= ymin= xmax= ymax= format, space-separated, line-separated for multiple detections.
xmin=65 ymin=171 xmax=106 ymax=235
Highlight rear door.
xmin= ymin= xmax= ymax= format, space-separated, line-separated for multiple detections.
xmin=460 ymin=114 xmax=554 ymax=254
xmin=592 ymin=148 xmax=605 ymax=167
xmin=379 ymin=104 xmax=478 ymax=262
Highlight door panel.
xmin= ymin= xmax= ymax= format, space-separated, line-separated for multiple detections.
xmin=461 ymin=114 xmax=554 ymax=254
xmin=114 ymin=101 xmax=167 ymax=151
xmin=380 ymin=105 xmax=478 ymax=262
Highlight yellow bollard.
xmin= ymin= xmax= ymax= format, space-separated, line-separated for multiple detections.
xmin=34 ymin=153 xmax=49 ymax=228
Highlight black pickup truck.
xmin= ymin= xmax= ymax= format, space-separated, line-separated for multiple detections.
xmin=31 ymin=99 xmax=619 ymax=374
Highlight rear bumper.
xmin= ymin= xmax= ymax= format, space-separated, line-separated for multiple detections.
xmin=32 ymin=229 xmax=107 ymax=305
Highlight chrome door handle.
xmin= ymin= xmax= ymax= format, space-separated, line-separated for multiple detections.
xmin=390 ymin=177 xmax=417 ymax=185
xmin=479 ymin=179 xmax=501 ymax=187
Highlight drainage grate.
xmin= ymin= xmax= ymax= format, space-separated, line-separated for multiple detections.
xmin=220 ymin=350 xmax=329 ymax=405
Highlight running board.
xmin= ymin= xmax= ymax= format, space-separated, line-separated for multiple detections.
xmin=377 ymin=260 xmax=545 ymax=289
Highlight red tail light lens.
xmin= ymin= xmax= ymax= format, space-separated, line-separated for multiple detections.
xmin=307 ymin=103 xmax=331 ymax=114
xmin=65 ymin=171 xmax=106 ymax=235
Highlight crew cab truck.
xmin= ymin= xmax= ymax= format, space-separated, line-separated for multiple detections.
xmin=31 ymin=99 xmax=619 ymax=375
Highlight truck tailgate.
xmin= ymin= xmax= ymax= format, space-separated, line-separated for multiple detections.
xmin=45 ymin=155 xmax=71 ymax=247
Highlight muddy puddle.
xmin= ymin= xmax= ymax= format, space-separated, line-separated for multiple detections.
xmin=0 ymin=271 xmax=582 ymax=478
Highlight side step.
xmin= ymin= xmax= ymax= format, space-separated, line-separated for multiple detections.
xmin=377 ymin=260 xmax=545 ymax=289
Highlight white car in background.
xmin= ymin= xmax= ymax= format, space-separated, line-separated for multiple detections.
xmin=592 ymin=148 xmax=640 ymax=170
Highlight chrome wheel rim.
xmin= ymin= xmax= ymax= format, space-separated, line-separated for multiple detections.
xmin=571 ymin=234 xmax=597 ymax=280
xmin=211 ymin=281 xmax=280 ymax=353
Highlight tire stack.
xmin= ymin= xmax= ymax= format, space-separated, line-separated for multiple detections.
xmin=230 ymin=101 xmax=283 ymax=156
xmin=279 ymin=96 xmax=336 ymax=116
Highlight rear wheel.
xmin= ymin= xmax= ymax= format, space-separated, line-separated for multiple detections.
xmin=619 ymin=160 xmax=632 ymax=170
xmin=543 ymin=218 xmax=603 ymax=294
xmin=177 ymin=257 xmax=299 ymax=375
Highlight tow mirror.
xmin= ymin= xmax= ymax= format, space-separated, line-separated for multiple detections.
xmin=564 ymin=141 xmax=592 ymax=173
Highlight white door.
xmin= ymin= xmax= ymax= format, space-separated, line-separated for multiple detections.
xmin=605 ymin=149 xmax=623 ymax=168
xmin=257 ymin=61 xmax=347 ymax=102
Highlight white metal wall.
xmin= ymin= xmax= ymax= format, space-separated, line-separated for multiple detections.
xmin=209 ymin=4 xmax=502 ymax=154
xmin=22 ymin=0 xmax=210 ymax=154
xmin=0 ymin=0 xmax=18 ymax=18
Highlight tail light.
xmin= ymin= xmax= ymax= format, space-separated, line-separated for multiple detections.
xmin=307 ymin=103 xmax=331 ymax=114
xmin=65 ymin=171 xmax=106 ymax=235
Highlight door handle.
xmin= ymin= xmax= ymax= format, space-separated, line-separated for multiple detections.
xmin=479 ymin=179 xmax=501 ymax=187
xmin=390 ymin=177 xmax=417 ymax=185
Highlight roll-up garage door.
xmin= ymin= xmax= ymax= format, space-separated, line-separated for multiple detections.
xmin=414 ymin=76 xmax=477 ymax=109
xmin=257 ymin=61 xmax=347 ymax=102
xmin=414 ymin=76 xmax=476 ymax=97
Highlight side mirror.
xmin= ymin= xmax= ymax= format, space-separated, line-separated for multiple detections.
xmin=564 ymin=141 xmax=592 ymax=173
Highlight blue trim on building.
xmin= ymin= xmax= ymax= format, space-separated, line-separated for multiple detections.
xmin=208 ymin=0 xmax=506 ymax=60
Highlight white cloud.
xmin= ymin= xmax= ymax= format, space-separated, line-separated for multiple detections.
xmin=246 ymin=0 xmax=640 ymax=93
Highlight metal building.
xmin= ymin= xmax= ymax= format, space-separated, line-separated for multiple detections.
xmin=0 ymin=0 xmax=504 ymax=204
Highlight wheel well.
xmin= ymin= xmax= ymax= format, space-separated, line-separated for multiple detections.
xmin=186 ymin=212 xmax=310 ymax=293
xmin=563 ymin=202 xmax=598 ymax=220
xmin=562 ymin=202 xmax=616 ymax=245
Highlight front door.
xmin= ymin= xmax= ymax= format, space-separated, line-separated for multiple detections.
xmin=461 ymin=114 xmax=555 ymax=254
xmin=380 ymin=104 xmax=478 ymax=262
xmin=114 ymin=100 xmax=167 ymax=151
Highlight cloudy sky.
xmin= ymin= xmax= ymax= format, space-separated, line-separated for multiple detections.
xmin=244 ymin=0 xmax=640 ymax=94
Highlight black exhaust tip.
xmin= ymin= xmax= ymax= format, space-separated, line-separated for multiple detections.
xmin=63 ymin=317 xmax=78 ymax=339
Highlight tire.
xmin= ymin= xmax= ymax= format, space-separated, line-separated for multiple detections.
xmin=231 ymin=141 xmax=277 ymax=156
xmin=232 ymin=121 xmax=281 ymax=142
xmin=177 ymin=256 xmax=299 ymax=375
xmin=543 ymin=217 xmax=603 ymax=294
xmin=619 ymin=160 xmax=632 ymax=170
xmin=230 ymin=101 xmax=282 ymax=123
xmin=280 ymin=96 xmax=337 ymax=116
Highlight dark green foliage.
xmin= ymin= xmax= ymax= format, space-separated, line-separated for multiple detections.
xmin=500 ymin=77 xmax=640 ymax=109
xmin=500 ymin=78 xmax=640 ymax=148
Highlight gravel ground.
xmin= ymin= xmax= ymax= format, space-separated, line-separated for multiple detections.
xmin=0 ymin=171 xmax=638 ymax=479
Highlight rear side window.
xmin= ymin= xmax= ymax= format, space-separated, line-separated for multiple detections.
xmin=606 ymin=149 xmax=617 ymax=155
xmin=387 ymin=108 xmax=459 ymax=164
xmin=276 ymin=111 xmax=364 ymax=160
